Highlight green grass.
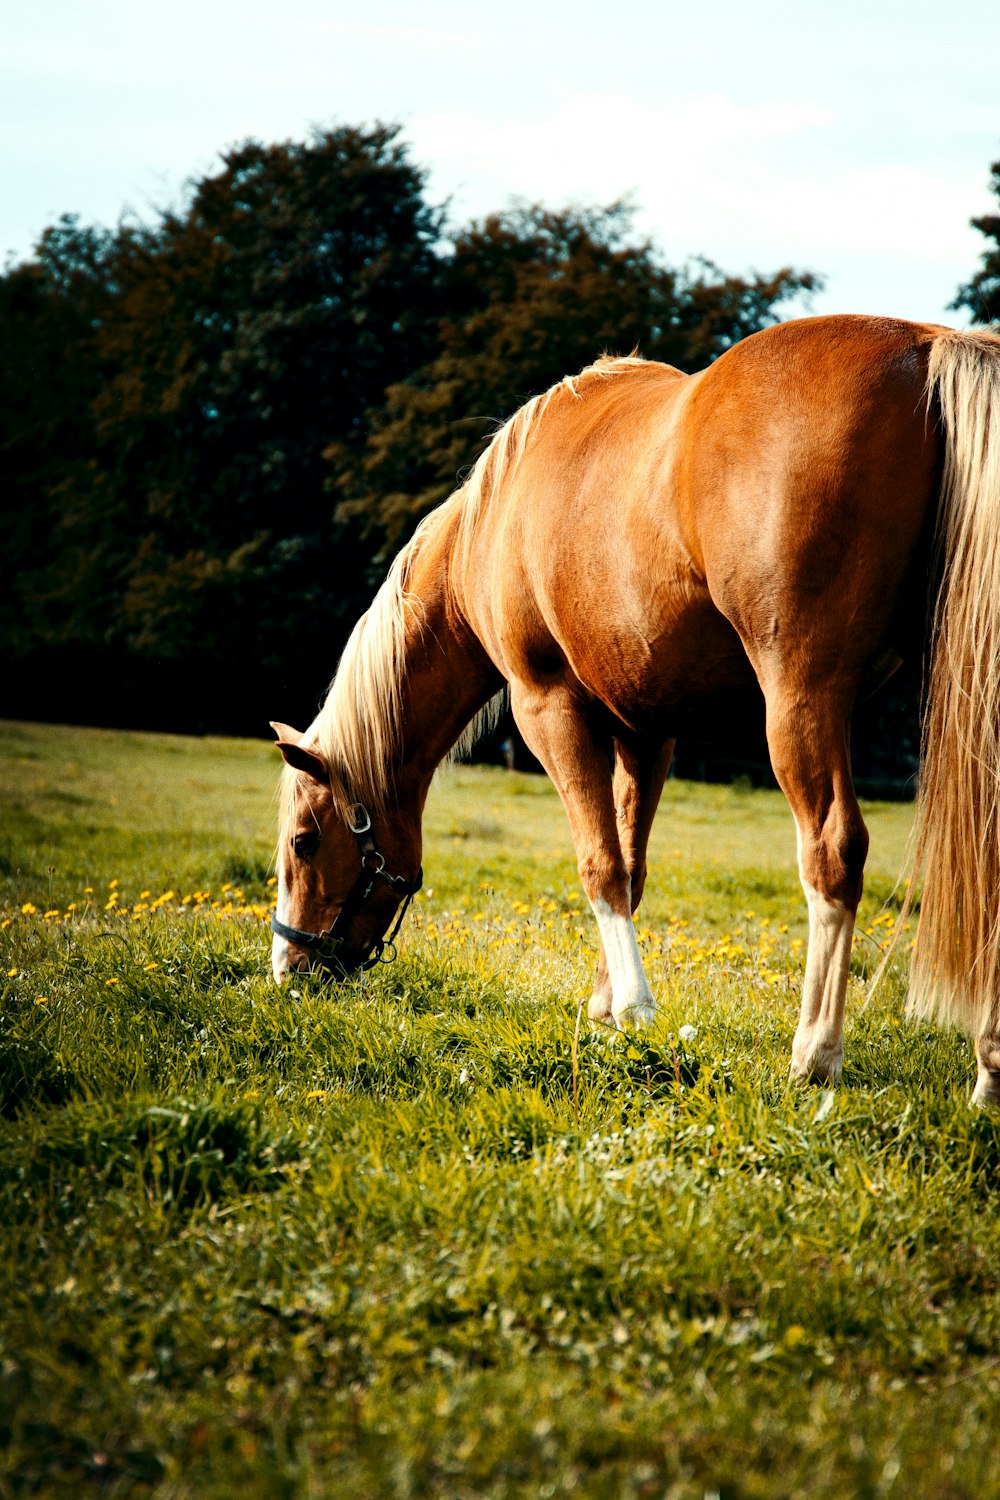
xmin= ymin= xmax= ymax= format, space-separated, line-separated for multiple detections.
xmin=1 ymin=719 xmax=998 ymax=1499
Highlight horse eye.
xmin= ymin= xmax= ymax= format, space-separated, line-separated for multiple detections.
xmin=292 ymin=830 xmax=320 ymax=860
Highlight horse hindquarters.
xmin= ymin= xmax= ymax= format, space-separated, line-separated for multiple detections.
xmin=689 ymin=322 xmax=950 ymax=1083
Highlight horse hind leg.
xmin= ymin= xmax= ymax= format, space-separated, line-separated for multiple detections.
xmin=765 ymin=684 xmax=868 ymax=1083
xmin=510 ymin=682 xmax=658 ymax=1027
xmin=589 ymin=736 xmax=675 ymax=1021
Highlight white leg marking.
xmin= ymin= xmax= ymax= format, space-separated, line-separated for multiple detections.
xmin=971 ymin=1062 xmax=999 ymax=1108
xmin=590 ymin=898 xmax=656 ymax=1027
xmin=790 ymin=880 xmax=855 ymax=1083
xmin=971 ymin=1038 xmax=1000 ymax=1108
xmin=271 ymin=866 xmax=290 ymax=985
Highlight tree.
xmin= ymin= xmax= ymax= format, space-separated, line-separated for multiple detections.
xmin=952 ymin=157 xmax=1000 ymax=324
xmin=1 ymin=125 xmax=445 ymax=729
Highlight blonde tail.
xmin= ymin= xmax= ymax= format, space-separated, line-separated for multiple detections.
xmin=908 ymin=326 xmax=1000 ymax=1031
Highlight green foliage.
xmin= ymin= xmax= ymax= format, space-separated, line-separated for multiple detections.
xmin=2 ymin=125 xmax=444 ymax=730
xmin=2 ymin=721 xmax=999 ymax=1497
xmin=953 ymin=157 xmax=1000 ymax=324
xmin=0 ymin=220 xmax=116 ymax=658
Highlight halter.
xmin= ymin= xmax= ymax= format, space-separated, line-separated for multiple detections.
xmin=271 ymin=802 xmax=423 ymax=975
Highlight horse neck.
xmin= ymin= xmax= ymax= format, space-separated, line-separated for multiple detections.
xmin=391 ymin=514 xmax=502 ymax=812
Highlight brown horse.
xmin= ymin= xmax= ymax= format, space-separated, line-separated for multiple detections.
xmin=271 ymin=314 xmax=1000 ymax=1103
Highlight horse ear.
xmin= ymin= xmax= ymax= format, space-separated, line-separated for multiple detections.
xmin=270 ymin=722 xmax=329 ymax=784
xmin=269 ymin=720 xmax=302 ymax=744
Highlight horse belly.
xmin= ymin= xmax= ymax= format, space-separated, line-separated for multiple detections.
xmin=519 ymin=532 xmax=755 ymax=733
xmin=576 ymin=593 xmax=756 ymax=731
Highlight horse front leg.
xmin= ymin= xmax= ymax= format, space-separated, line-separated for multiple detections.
xmin=511 ymin=684 xmax=658 ymax=1028
xmin=589 ymin=736 xmax=675 ymax=1022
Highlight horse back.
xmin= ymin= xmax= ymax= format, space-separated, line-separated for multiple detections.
xmin=458 ymin=316 xmax=943 ymax=727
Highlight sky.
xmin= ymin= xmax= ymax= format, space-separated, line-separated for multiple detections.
xmin=3 ymin=0 xmax=999 ymax=326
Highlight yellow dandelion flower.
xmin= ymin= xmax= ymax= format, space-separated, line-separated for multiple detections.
xmin=108 ymin=879 xmax=119 ymax=889
xmin=105 ymin=978 xmax=119 ymax=986
xmin=143 ymin=962 xmax=159 ymax=972
xmin=21 ymin=902 xmax=37 ymax=915
xmin=6 ymin=967 xmax=17 ymax=977
xmin=35 ymin=996 xmax=49 ymax=1005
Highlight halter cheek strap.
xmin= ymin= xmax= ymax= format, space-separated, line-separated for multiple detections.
xmin=271 ymin=802 xmax=422 ymax=975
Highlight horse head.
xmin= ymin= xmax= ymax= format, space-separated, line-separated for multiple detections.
xmin=270 ymin=721 xmax=422 ymax=984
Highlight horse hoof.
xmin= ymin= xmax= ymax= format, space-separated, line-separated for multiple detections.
xmin=970 ymin=1077 xmax=1000 ymax=1108
xmin=789 ymin=1047 xmax=843 ymax=1085
xmin=587 ymin=990 xmax=614 ymax=1022
xmin=613 ymin=999 xmax=656 ymax=1029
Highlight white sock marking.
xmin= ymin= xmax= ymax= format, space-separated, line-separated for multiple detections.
xmin=791 ymin=880 xmax=855 ymax=1080
xmin=590 ymin=898 xmax=655 ymax=1026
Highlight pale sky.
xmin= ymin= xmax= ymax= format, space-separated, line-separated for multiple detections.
xmin=4 ymin=0 xmax=999 ymax=325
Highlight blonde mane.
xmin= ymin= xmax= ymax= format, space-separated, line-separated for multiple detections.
xmin=455 ymin=353 xmax=656 ymax=532
xmin=301 ymin=353 xmax=656 ymax=814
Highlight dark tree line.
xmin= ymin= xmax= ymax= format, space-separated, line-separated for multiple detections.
xmin=1 ymin=124 xmax=997 ymax=782
xmin=0 ymin=124 xmax=816 ymax=735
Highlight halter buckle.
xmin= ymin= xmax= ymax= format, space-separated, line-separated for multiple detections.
xmin=348 ymin=803 xmax=372 ymax=835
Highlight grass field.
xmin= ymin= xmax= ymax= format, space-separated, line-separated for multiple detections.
xmin=2 ymin=718 xmax=1000 ymax=1499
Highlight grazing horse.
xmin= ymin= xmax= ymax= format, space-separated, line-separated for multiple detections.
xmin=271 ymin=315 xmax=1000 ymax=1102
